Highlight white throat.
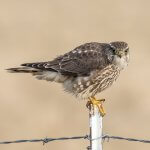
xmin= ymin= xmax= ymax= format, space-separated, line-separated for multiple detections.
xmin=113 ymin=54 xmax=129 ymax=70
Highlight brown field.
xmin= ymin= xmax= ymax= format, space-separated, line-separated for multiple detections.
xmin=1 ymin=0 xmax=150 ymax=150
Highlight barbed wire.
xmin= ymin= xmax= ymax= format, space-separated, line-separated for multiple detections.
xmin=0 ymin=135 xmax=87 ymax=145
xmin=103 ymin=135 xmax=150 ymax=143
xmin=0 ymin=134 xmax=150 ymax=145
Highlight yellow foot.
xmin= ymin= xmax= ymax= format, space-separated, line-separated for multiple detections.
xmin=86 ymin=96 xmax=106 ymax=117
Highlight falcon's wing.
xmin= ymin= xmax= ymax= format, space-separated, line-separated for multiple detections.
xmin=22 ymin=43 xmax=111 ymax=76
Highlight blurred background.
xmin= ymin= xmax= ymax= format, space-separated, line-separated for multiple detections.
xmin=0 ymin=0 xmax=150 ymax=150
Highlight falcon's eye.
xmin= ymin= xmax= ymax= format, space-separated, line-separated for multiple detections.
xmin=109 ymin=44 xmax=116 ymax=53
xmin=124 ymin=48 xmax=129 ymax=53
xmin=111 ymin=47 xmax=116 ymax=53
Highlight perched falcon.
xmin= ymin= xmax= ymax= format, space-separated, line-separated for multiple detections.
xmin=7 ymin=41 xmax=130 ymax=116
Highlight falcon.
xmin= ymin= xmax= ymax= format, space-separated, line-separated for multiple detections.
xmin=7 ymin=41 xmax=130 ymax=116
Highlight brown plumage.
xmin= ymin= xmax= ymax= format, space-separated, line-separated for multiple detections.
xmin=7 ymin=41 xmax=129 ymax=99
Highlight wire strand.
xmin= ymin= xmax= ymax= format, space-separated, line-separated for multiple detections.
xmin=0 ymin=135 xmax=150 ymax=145
xmin=0 ymin=135 xmax=87 ymax=145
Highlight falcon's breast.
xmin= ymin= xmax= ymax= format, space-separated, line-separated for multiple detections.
xmin=63 ymin=64 xmax=120 ymax=99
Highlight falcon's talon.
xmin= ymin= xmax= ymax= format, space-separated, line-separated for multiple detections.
xmin=87 ymin=97 xmax=106 ymax=117
xmin=92 ymin=97 xmax=105 ymax=103
xmin=99 ymin=99 xmax=105 ymax=102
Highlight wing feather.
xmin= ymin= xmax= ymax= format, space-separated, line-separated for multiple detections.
xmin=22 ymin=42 xmax=111 ymax=76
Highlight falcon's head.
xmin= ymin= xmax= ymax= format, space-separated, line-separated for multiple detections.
xmin=109 ymin=41 xmax=130 ymax=70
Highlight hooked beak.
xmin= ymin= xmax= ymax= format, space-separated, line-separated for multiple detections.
xmin=117 ymin=51 xmax=124 ymax=58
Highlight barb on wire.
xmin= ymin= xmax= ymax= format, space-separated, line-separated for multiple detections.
xmin=0 ymin=135 xmax=150 ymax=145
xmin=103 ymin=135 xmax=150 ymax=144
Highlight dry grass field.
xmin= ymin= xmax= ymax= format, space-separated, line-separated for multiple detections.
xmin=1 ymin=0 xmax=150 ymax=150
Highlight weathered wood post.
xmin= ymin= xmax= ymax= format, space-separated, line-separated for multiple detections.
xmin=88 ymin=104 xmax=103 ymax=150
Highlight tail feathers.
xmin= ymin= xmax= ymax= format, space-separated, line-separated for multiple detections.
xmin=7 ymin=67 xmax=68 ymax=83
xmin=6 ymin=67 xmax=39 ymax=73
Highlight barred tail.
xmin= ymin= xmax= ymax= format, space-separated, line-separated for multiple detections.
xmin=6 ymin=67 xmax=39 ymax=73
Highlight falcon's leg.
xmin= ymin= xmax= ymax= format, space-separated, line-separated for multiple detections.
xmin=86 ymin=96 xmax=106 ymax=117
